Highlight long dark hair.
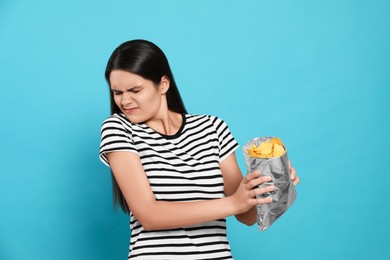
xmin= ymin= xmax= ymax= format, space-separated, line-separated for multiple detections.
xmin=105 ymin=39 xmax=187 ymax=213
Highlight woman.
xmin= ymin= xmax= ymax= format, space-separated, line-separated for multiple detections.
xmin=99 ymin=39 xmax=299 ymax=259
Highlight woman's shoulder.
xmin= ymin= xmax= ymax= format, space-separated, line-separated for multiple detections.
xmin=101 ymin=113 xmax=134 ymax=130
xmin=101 ymin=113 xmax=128 ymax=123
xmin=185 ymin=113 xmax=229 ymax=128
xmin=185 ymin=113 xmax=222 ymax=121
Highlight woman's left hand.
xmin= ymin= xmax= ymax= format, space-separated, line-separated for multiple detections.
xmin=288 ymin=160 xmax=300 ymax=185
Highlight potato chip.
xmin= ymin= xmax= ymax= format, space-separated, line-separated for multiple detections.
xmin=271 ymin=137 xmax=283 ymax=146
xmin=273 ymin=143 xmax=285 ymax=157
xmin=258 ymin=142 xmax=273 ymax=156
xmin=246 ymin=137 xmax=286 ymax=158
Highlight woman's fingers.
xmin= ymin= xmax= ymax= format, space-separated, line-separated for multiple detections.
xmin=289 ymin=160 xmax=300 ymax=185
xmin=246 ymin=176 xmax=275 ymax=203
xmin=235 ymin=172 xmax=276 ymax=212
xmin=252 ymin=184 xmax=275 ymax=197
xmin=293 ymin=175 xmax=300 ymax=185
xmin=246 ymin=175 xmax=272 ymax=189
xmin=255 ymin=196 xmax=273 ymax=204
xmin=251 ymin=185 xmax=274 ymax=205
xmin=241 ymin=160 xmax=300 ymax=210
xmin=290 ymin=165 xmax=296 ymax=180
xmin=243 ymin=170 xmax=260 ymax=184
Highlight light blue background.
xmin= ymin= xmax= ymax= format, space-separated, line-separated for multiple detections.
xmin=1 ymin=0 xmax=389 ymax=259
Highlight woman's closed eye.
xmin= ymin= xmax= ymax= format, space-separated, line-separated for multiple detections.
xmin=128 ymin=87 xmax=141 ymax=93
xmin=112 ymin=90 xmax=122 ymax=95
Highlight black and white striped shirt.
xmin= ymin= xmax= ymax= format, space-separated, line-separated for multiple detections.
xmin=100 ymin=113 xmax=239 ymax=259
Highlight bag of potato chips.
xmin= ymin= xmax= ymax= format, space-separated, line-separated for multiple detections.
xmin=243 ymin=137 xmax=297 ymax=231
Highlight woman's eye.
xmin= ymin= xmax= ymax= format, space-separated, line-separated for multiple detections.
xmin=112 ymin=91 xmax=122 ymax=95
xmin=130 ymin=87 xmax=141 ymax=93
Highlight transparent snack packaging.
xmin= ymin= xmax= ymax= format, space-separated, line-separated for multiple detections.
xmin=242 ymin=137 xmax=297 ymax=231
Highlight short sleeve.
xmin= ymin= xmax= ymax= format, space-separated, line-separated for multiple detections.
xmin=208 ymin=116 xmax=239 ymax=162
xmin=99 ymin=115 xmax=138 ymax=167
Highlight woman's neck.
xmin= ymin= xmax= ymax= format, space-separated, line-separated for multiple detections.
xmin=145 ymin=110 xmax=183 ymax=136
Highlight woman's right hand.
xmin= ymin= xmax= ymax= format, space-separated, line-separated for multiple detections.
xmin=231 ymin=171 xmax=275 ymax=215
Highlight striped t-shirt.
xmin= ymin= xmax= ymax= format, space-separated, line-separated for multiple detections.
xmin=99 ymin=113 xmax=239 ymax=259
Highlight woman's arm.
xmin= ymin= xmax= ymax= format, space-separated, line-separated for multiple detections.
xmin=106 ymin=151 xmax=274 ymax=231
xmin=220 ymin=152 xmax=257 ymax=225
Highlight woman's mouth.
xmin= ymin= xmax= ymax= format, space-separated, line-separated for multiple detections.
xmin=123 ymin=107 xmax=138 ymax=113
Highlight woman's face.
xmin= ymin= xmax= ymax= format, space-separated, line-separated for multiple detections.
xmin=109 ymin=70 xmax=168 ymax=124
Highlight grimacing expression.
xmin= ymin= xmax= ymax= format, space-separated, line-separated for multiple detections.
xmin=109 ymin=70 xmax=169 ymax=124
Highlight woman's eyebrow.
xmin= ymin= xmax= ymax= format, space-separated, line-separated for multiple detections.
xmin=126 ymin=85 xmax=142 ymax=91
xmin=111 ymin=85 xmax=142 ymax=92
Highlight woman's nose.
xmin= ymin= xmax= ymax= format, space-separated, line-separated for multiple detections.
xmin=122 ymin=92 xmax=132 ymax=105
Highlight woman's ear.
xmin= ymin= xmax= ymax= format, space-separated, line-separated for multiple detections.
xmin=159 ymin=76 xmax=170 ymax=94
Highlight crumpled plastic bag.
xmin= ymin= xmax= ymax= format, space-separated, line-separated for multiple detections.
xmin=243 ymin=136 xmax=297 ymax=231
